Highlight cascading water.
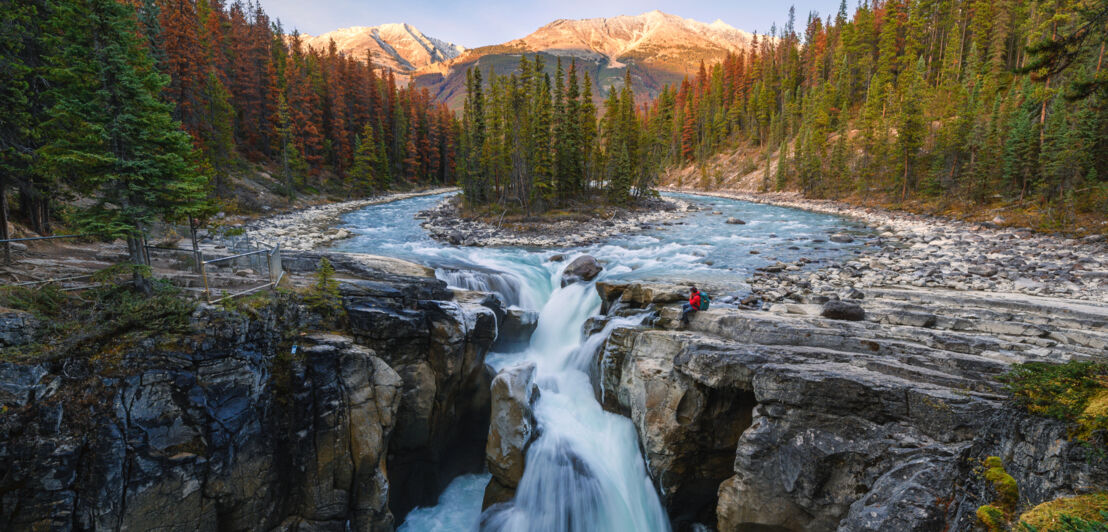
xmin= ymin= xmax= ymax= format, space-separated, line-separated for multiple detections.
xmin=330 ymin=191 xmax=870 ymax=531
xmin=480 ymin=276 xmax=667 ymax=532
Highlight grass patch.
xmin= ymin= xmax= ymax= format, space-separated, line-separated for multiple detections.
xmin=1019 ymin=494 xmax=1108 ymax=532
xmin=0 ymin=266 xmax=195 ymax=364
xmin=1001 ymin=361 xmax=1108 ymax=442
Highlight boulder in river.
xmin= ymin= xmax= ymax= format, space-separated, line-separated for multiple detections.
xmin=725 ymin=217 xmax=746 ymax=225
xmin=561 ymin=255 xmax=603 ymax=287
xmin=820 ymin=300 xmax=866 ymax=321
xmin=483 ymin=363 xmax=539 ymax=508
xmin=829 ymin=233 xmax=855 ymax=243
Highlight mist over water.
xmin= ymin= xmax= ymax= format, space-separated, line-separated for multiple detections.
xmin=332 ymin=192 xmax=866 ymax=531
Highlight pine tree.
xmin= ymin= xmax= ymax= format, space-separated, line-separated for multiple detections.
xmin=349 ymin=121 xmax=381 ymax=191
xmin=38 ymin=0 xmax=211 ymax=290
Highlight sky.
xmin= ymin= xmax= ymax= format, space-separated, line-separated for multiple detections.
xmin=261 ymin=0 xmax=848 ymax=48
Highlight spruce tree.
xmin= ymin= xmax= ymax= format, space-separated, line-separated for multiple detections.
xmin=38 ymin=0 xmax=211 ymax=291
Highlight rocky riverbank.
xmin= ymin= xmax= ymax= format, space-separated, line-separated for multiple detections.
xmin=663 ymin=187 xmax=1108 ymax=303
xmin=229 ymin=187 xmax=458 ymax=250
xmin=416 ymin=196 xmax=692 ymax=247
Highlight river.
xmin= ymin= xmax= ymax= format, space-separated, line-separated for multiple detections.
xmin=328 ymin=192 xmax=868 ymax=531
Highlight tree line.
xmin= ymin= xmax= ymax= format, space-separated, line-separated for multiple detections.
xmin=0 ymin=0 xmax=458 ymax=263
xmin=458 ymin=56 xmax=661 ymax=213
xmin=647 ymin=0 xmax=1107 ymax=225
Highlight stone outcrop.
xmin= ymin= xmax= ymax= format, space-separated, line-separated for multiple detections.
xmin=560 ymin=255 xmax=603 ymax=287
xmin=343 ymin=280 xmax=499 ymax=519
xmin=493 ymin=309 xmax=539 ymax=352
xmin=0 ymin=304 xmax=401 ymax=531
xmin=594 ymin=281 xmax=1108 ymax=532
xmin=482 ymin=363 xmax=540 ymax=508
xmin=0 ymin=309 xmax=37 ymax=348
xmin=0 ymin=263 xmax=500 ymax=531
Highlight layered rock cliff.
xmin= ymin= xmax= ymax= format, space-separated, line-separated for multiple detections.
xmin=0 ymin=259 xmax=499 ymax=531
xmin=593 ymin=281 xmax=1108 ymax=531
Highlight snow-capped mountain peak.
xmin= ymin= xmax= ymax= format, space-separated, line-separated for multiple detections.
xmin=300 ymin=23 xmax=465 ymax=72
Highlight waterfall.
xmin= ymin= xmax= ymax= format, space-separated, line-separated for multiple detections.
xmin=479 ymin=271 xmax=670 ymax=532
xmin=438 ymin=268 xmax=529 ymax=307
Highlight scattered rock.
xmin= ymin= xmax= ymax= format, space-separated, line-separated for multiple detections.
xmin=820 ymin=300 xmax=866 ymax=321
xmin=968 ymin=264 xmax=999 ymax=277
xmin=725 ymin=217 xmax=746 ymax=225
xmin=829 ymin=234 xmax=855 ymax=243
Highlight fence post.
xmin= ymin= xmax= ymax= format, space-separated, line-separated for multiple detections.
xmin=200 ymin=253 xmax=211 ymax=303
xmin=268 ymin=244 xmax=282 ymax=285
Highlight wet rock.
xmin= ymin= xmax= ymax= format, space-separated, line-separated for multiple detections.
xmin=821 ymin=300 xmax=866 ymax=321
xmin=760 ymin=263 xmax=787 ymax=273
xmin=548 ymin=254 xmax=566 ymax=262
xmin=829 ymin=233 xmax=855 ymax=243
xmin=725 ymin=217 xmax=746 ymax=225
xmin=494 ymin=309 xmax=539 ymax=352
xmin=483 ymin=363 xmax=539 ymax=508
xmin=561 ymin=255 xmax=603 ymax=287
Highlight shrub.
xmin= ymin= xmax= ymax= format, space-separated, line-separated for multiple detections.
xmin=1001 ymin=361 xmax=1108 ymax=441
xmin=303 ymin=257 xmax=343 ymax=322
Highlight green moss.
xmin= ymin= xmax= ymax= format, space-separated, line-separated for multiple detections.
xmin=979 ymin=504 xmax=1009 ymax=532
xmin=1001 ymin=361 xmax=1108 ymax=442
xmin=1019 ymin=493 xmax=1108 ymax=532
xmin=983 ymin=457 xmax=1020 ymax=512
xmin=977 ymin=456 xmax=1021 ymax=531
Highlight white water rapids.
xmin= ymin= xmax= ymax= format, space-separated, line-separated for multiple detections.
xmin=329 ymin=192 xmax=868 ymax=531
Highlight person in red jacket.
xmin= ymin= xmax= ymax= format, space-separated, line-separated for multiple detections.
xmin=681 ymin=287 xmax=701 ymax=326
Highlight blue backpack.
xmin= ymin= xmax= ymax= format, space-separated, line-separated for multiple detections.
xmin=699 ymin=293 xmax=711 ymax=310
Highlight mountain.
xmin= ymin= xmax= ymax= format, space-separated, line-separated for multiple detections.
xmin=412 ymin=10 xmax=755 ymax=109
xmin=503 ymin=10 xmax=752 ymax=70
xmin=299 ymin=23 xmax=465 ymax=72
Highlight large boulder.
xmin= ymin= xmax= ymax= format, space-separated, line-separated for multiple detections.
xmin=560 ymin=255 xmax=603 ymax=287
xmin=493 ymin=309 xmax=539 ymax=352
xmin=483 ymin=363 xmax=540 ymax=508
xmin=821 ymin=300 xmax=866 ymax=321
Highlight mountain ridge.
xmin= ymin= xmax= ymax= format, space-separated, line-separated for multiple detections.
xmin=302 ymin=11 xmax=757 ymax=108
xmin=299 ymin=22 xmax=465 ymax=72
